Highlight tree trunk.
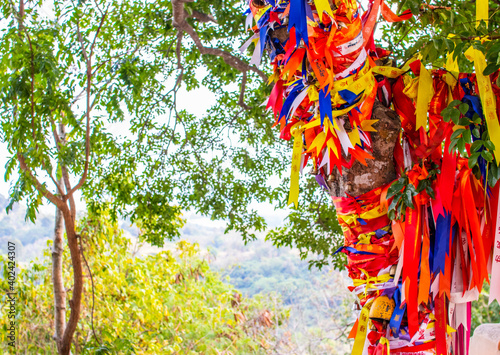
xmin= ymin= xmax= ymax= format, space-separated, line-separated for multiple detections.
xmin=52 ymin=204 xmax=67 ymax=352
xmin=326 ymin=101 xmax=401 ymax=197
xmin=59 ymin=207 xmax=84 ymax=355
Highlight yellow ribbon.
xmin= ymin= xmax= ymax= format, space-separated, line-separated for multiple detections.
xmin=379 ymin=337 xmax=390 ymax=354
xmin=301 ymin=73 xmax=376 ymax=134
xmin=372 ymin=66 xmax=406 ymax=79
xmin=401 ymin=57 xmax=419 ymax=72
xmin=352 ymin=299 xmax=373 ymax=355
xmin=465 ymin=46 xmax=500 ymax=164
xmin=331 ymin=62 xmax=371 ymax=91
xmin=403 ymin=76 xmax=419 ymax=99
xmin=314 ymin=0 xmax=334 ymax=18
xmin=357 ymin=232 xmax=375 ymax=244
xmin=353 ymin=273 xmax=392 ymax=292
xmin=348 ymin=125 xmax=362 ymax=147
xmin=476 ymin=0 xmax=488 ymax=27
xmin=337 ymin=204 xmax=387 ymax=225
xmin=254 ymin=5 xmax=272 ymax=22
xmin=445 ymin=34 xmax=459 ymax=89
xmin=287 ymin=122 xmax=305 ymax=208
xmin=360 ymin=119 xmax=378 ymax=132
xmin=445 ymin=54 xmax=458 ymax=104
xmin=308 ymin=85 xmax=319 ymax=102
xmin=415 ymin=63 xmax=434 ymax=130
xmin=330 ymin=74 xmax=377 ymax=119
xmin=305 ymin=130 xmax=326 ymax=155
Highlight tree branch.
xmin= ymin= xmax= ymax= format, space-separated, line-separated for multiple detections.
xmin=17 ymin=153 xmax=65 ymax=209
xmin=171 ymin=0 xmax=267 ymax=82
xmin=190 ymin=10 xmax=217 ymax=23
xmin=176 ymin=30 xmax=183 ymax=70
xmin=457 ymin=34 xmax=500 ymax=41
xmin=69 ymin=11 xmax=107 ymax=197
xmin=238 ymin=71 xmax=251 ymax=110
xmin=52 ymin=201 xmax=66 ymax=352
xmin=57 ymin=123 xmax=77 ymax=221
xmin=89 ymin=7 xmax=108 ymax=58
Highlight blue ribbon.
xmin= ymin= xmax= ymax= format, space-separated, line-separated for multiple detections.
xmin=357 ymin=218 xmax=367 ymax=225
xmin=333 ymin=246 xmax=377 ymax=255
xmin=375 ymin=229 xmax=389 ymax=238
xmin=319 ymin=85 xmax=332 ymax=126
xmin=433 ymin=212 xmax=455 ymax=275
xmin=389 ymin=284 xmax=406 ymax=338
xmin=338 ymin=89 xmax=363 ymax=106
xmin=278 ymin=80 xmax=304 ymax=123
xmin=288 ymin=0 xmax=309 ymax=47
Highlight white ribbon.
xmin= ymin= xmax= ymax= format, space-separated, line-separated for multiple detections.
xmin=240 ymin=33 xmax=259 ymax=53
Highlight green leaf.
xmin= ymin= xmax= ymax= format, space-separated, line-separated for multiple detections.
xmin=387 ymin=183 xmax=405 ymax=199
xmin=471 ymin=140 xmax=483 ymax=152
xmin=458 ymin=103 xmax=469 ymax=115
xmin=490 ymin=161 xmax=499 ymax=180
xmin=404 ymin=189 xmax=415 ymax=210
xmin=457 ymin=138 xmax=466 ymax=156
xmin=450 ymin=128 xmax=465 ymax=141
xmin=462 ymin=129 xmax=472 ymax=144
xmin=441 ymin=107 xmax=452 ymax=122
xmin=450 ymin=109 xmax=461 ymax=124
xmin=484 ymin=140 xmax=496 ymax=151
xmin=389 ymin=196 xmax=401 ymax=212
xmin=458 ymin=117 xmax=471 ymax=126
xmin=468 ymin=152 xmax=480 ymax=169
xmin=449 ymin=139 xmax=458 ymax=153
xmin=481 ymin=150 xmax=494 ymax=162
xmin=483 ymin=63 xmax=500 ymax=76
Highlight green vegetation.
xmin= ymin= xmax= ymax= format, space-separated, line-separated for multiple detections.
xmin=0 ymin=212 xmax=284 ymax=354
xmin=380 ymin=0 xmax=500 ymax=73
xmin=472 ymin=282 xmax=500 ymax=334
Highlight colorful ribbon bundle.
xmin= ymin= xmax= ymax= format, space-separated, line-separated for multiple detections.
xmin=243 ymin=0 xmax=411 ymax=207
xmin=245 ymin=0 xmax=500 ymax=354
xmin=333 ymin=186 xmax=436 ymax=354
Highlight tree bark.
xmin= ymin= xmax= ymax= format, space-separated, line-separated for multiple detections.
xmin=59 ymin=207 xmax=83 ymax=355
xmin=326 ymin=101 xmax=401 ymax=197
xmin=52 ymin=203 xmax=67 ymax=352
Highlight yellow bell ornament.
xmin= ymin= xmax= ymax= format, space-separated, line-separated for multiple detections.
xmin=369 ymin=295 xmax=395 ymax=323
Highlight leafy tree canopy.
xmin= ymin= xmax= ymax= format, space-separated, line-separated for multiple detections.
xmin=380 ymin=0 xmax=500 ymax=74
xmin=0 ymin=0 xmax=286 ymax=248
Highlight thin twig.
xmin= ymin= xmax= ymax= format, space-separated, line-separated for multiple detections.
xmin=69 ymin=10 xmax=108 ymax=196
xmin=25 ymin=32 xmax=36 ymax=139
xmin=89 ymin=6 xmax=109 ymax=58
xmin=394 ymin=21 xmax=418 ymax=48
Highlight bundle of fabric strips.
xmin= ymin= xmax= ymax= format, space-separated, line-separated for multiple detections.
xmin=245 ymin=0 xmax=500 ymax=354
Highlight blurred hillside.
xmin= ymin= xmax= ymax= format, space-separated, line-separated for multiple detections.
xmin=0 ymin=195 xmax=55 ymax=261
